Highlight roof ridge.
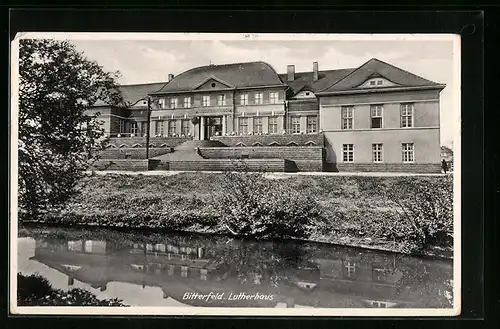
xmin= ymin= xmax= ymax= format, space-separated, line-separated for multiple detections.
xmin=118 ymin=81 xmax=169 ymax=87
xmin=279 ymin=67 xmax=356 ymax=75
xmin=316 ymin=58 xmax=373 ymax=92
xmin=370 ymin=58 xmax=440 ymax=85
xmin=191 ymin=60 xmax=271 ymax=70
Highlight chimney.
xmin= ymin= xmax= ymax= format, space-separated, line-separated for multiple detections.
xmin=168 ymin=74 xmax=174 ymax=81
xmin=313 ymin=62 xmax=319 ymax=81
xmin=287 ymin=65 xmax=295 ymax=81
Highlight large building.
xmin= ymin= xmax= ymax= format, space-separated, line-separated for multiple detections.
xmin=88 ymin=58 xmax=446 ymax=172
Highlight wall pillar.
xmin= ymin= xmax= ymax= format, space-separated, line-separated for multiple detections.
xmin=262 ymin=116 xmax=269 ymax=134
xmin=222 ymin=115 xmax=227 ymax=135
xmin=300 ymin=116 xmax=307 ymax=134
xmin=278 ymin=116 xmax=285 ymax=134
xmin=248 ymin=117 xmax=254 ymax=134
xmin=200 ymin=117 xmax=205 ymax=140
xmin=150 ymin=121 xmax=156 ymax=137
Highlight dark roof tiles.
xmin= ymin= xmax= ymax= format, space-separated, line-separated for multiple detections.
xmin=278 ymin=68 xmax=355 ymax=95
xmin=154 ymin=61 xmax=286 ymax=93
xmin=318 ymin=58 xmax=443 ymax=93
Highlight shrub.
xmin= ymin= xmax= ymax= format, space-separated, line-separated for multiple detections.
xmin=214 ymin=171 xmax=324 ymax=240
xmin=387 ymin=176 xmax=453 ymax=252
xmin=17 ymin=273 xmax=127 ymax=306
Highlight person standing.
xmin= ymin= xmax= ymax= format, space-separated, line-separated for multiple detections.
xmin=441 ymin=159 xmax=448 ymax=174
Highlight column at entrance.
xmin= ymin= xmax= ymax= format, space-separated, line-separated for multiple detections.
xmin=222 ymin=115 xmax=226 ymax=136
xmin=199 ymin=117 xmax=205 ymax=140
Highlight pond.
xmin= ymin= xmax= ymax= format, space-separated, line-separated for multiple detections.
xmin=17 ymin=225 xmax=453 ymax=308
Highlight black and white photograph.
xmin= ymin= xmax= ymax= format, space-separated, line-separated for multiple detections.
xmin=9 ymin=33 xmax=461 ymax=316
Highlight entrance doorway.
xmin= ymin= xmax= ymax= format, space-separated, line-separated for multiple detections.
xmin=204 ymin=116 xmax=223 ymax=140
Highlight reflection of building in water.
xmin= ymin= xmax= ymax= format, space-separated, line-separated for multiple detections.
xmin=29 ymin=236 xmax=451 ymax=308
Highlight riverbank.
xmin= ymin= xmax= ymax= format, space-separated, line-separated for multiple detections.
xmin=18 ymin=172 xmax=453 ymax=257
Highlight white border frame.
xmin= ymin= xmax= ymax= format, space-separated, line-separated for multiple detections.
xmin=9 ymin=32 xmax=461 ymax=317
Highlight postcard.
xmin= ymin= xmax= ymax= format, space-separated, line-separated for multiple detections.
xmin=10 ymin=32 xmax=461 ymax=316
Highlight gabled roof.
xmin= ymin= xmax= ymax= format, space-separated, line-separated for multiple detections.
xmin=317 ymin=58 xmax=445 ymax=94
xmin=152 ymin=61 xmax=286 ymax=94
xmin=278 ymin=68 xmax=355 ymax=95
xmin=93 ymin=82 xmax=167 ymax=107
xmin=192 ymin=75 xmax=235 ymax=89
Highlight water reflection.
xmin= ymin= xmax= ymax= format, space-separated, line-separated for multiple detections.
xmin=18 ymin=226 xmax=453 ymax=308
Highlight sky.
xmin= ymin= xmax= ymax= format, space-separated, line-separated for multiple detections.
xmin=69 ymin=37 xmax=458 ymax=147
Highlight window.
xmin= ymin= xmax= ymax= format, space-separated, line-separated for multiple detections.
xmin=240 ymin=94 xmax=249 ymax=105
xmin=344 ymin=261 xmax=356 ymax=278
xmin=158 ymin=98 xmax=165 ymax=109
xmin=269 ymin=92 xmax=279 ymax=104
xmin=372 ymin=301 xmax=387 ymax=308
xmin=401 ymin=103 xmax=414 ymax=128
xmin=170 ymin=98 xmax=178 ymax=109
xmin=268 ymin=116 xmax=278 ymax=134
xmin=372 ymin=144 xmax=383 ymax=163
xmin=181 ymin=120 xmax=190 ymax=135
xmin=202 ymin=95 xmax=210 ymax=107
xmin=239 ymin=117 xmax=248 ymax=134
xmin=168 ymin=120 xmax=177 ymax=136
xmin=342 ymin=144 xmax=354 ymax=162
xmin=402 ymin=143 xmax=414 ymax=163
xmin=130 ymin=122 xmax=138 ymax=135
xmin=307 ymin=116 xmax=317 ymax=133
xmin=372 ymin=268 xmax=387 ymax=282
xmin=254 ymin=117 xmax=263 ymax=133
xmin=184 ymin=97 xmax=191 ymax=108
xmin=255 ymin=92 xmax=263 ymax=104
xmin=211 ymin=82 xmax=216 ymax=88
xmin=200 ymin=269 xmax=208 ymax=281
xmin=119 ymin=119 xmax=125 ymax=133
xmin=369 ymin=79 xmax=383 ymax=86
xmin=181 ymin=266 xmax=188 ymax=278
xmin=155 ymin=121 xmax=164 ymax=136
xmin=167 ymin=265 xmax=174 ymax=275
xmin=341 ymin=106 xmax=354 ymax=129
xmin=217 ymin=94 xmax=226 ymax=106
xmin=291 ymin=117 xmax=301 ymax=134
xmin=371 ymin=105 xmax=383 ymax=128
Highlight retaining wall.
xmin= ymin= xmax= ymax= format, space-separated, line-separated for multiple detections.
xmin=104 ymin=136 xmax=192 ymax=148
xmin=98 ymin=148 xmax=172 ymax=159
xmin=334 ymin=163 xmax=442 ymax=173
xmin=199 ymin=146 xmax=324 ymax=172
xmin=212 ymin=134 xmax=324 ymax=147
xmin=90 ymin=159 xmax=157 ymax=171
xmin=167 ymin=159 xmax=293 ymax=172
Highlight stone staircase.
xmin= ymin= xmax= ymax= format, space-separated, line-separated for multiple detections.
xmin=151 ymin=140 xmax=226 ymax=162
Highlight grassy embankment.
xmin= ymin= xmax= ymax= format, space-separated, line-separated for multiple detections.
xmin=20 ymin=172 xmax=453 ymax=256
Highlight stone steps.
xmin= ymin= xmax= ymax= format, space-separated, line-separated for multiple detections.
xmin=174 ymin=140 xmax=227 ymax=151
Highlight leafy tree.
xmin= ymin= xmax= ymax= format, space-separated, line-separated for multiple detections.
xmin=17 ymin=39 xmax=123 ymax=218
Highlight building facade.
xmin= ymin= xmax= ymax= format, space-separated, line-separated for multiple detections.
xmin=90 ymin=58 xmax=445 ymax=172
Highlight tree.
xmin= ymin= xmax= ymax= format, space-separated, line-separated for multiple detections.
xmin=17 ymin=39 xmax=123 ymax=218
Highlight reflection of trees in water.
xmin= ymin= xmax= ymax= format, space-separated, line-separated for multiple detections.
xmin=392 ymin=258 xmax=453 ymax=308
xmin=23 ymin=226 xmax=453 ymax=307
xmin=210 ymin=240 xmax=317 ymax=287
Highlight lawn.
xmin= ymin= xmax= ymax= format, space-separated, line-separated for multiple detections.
xmin=20 ymin=172 xmax=454 ymax=256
